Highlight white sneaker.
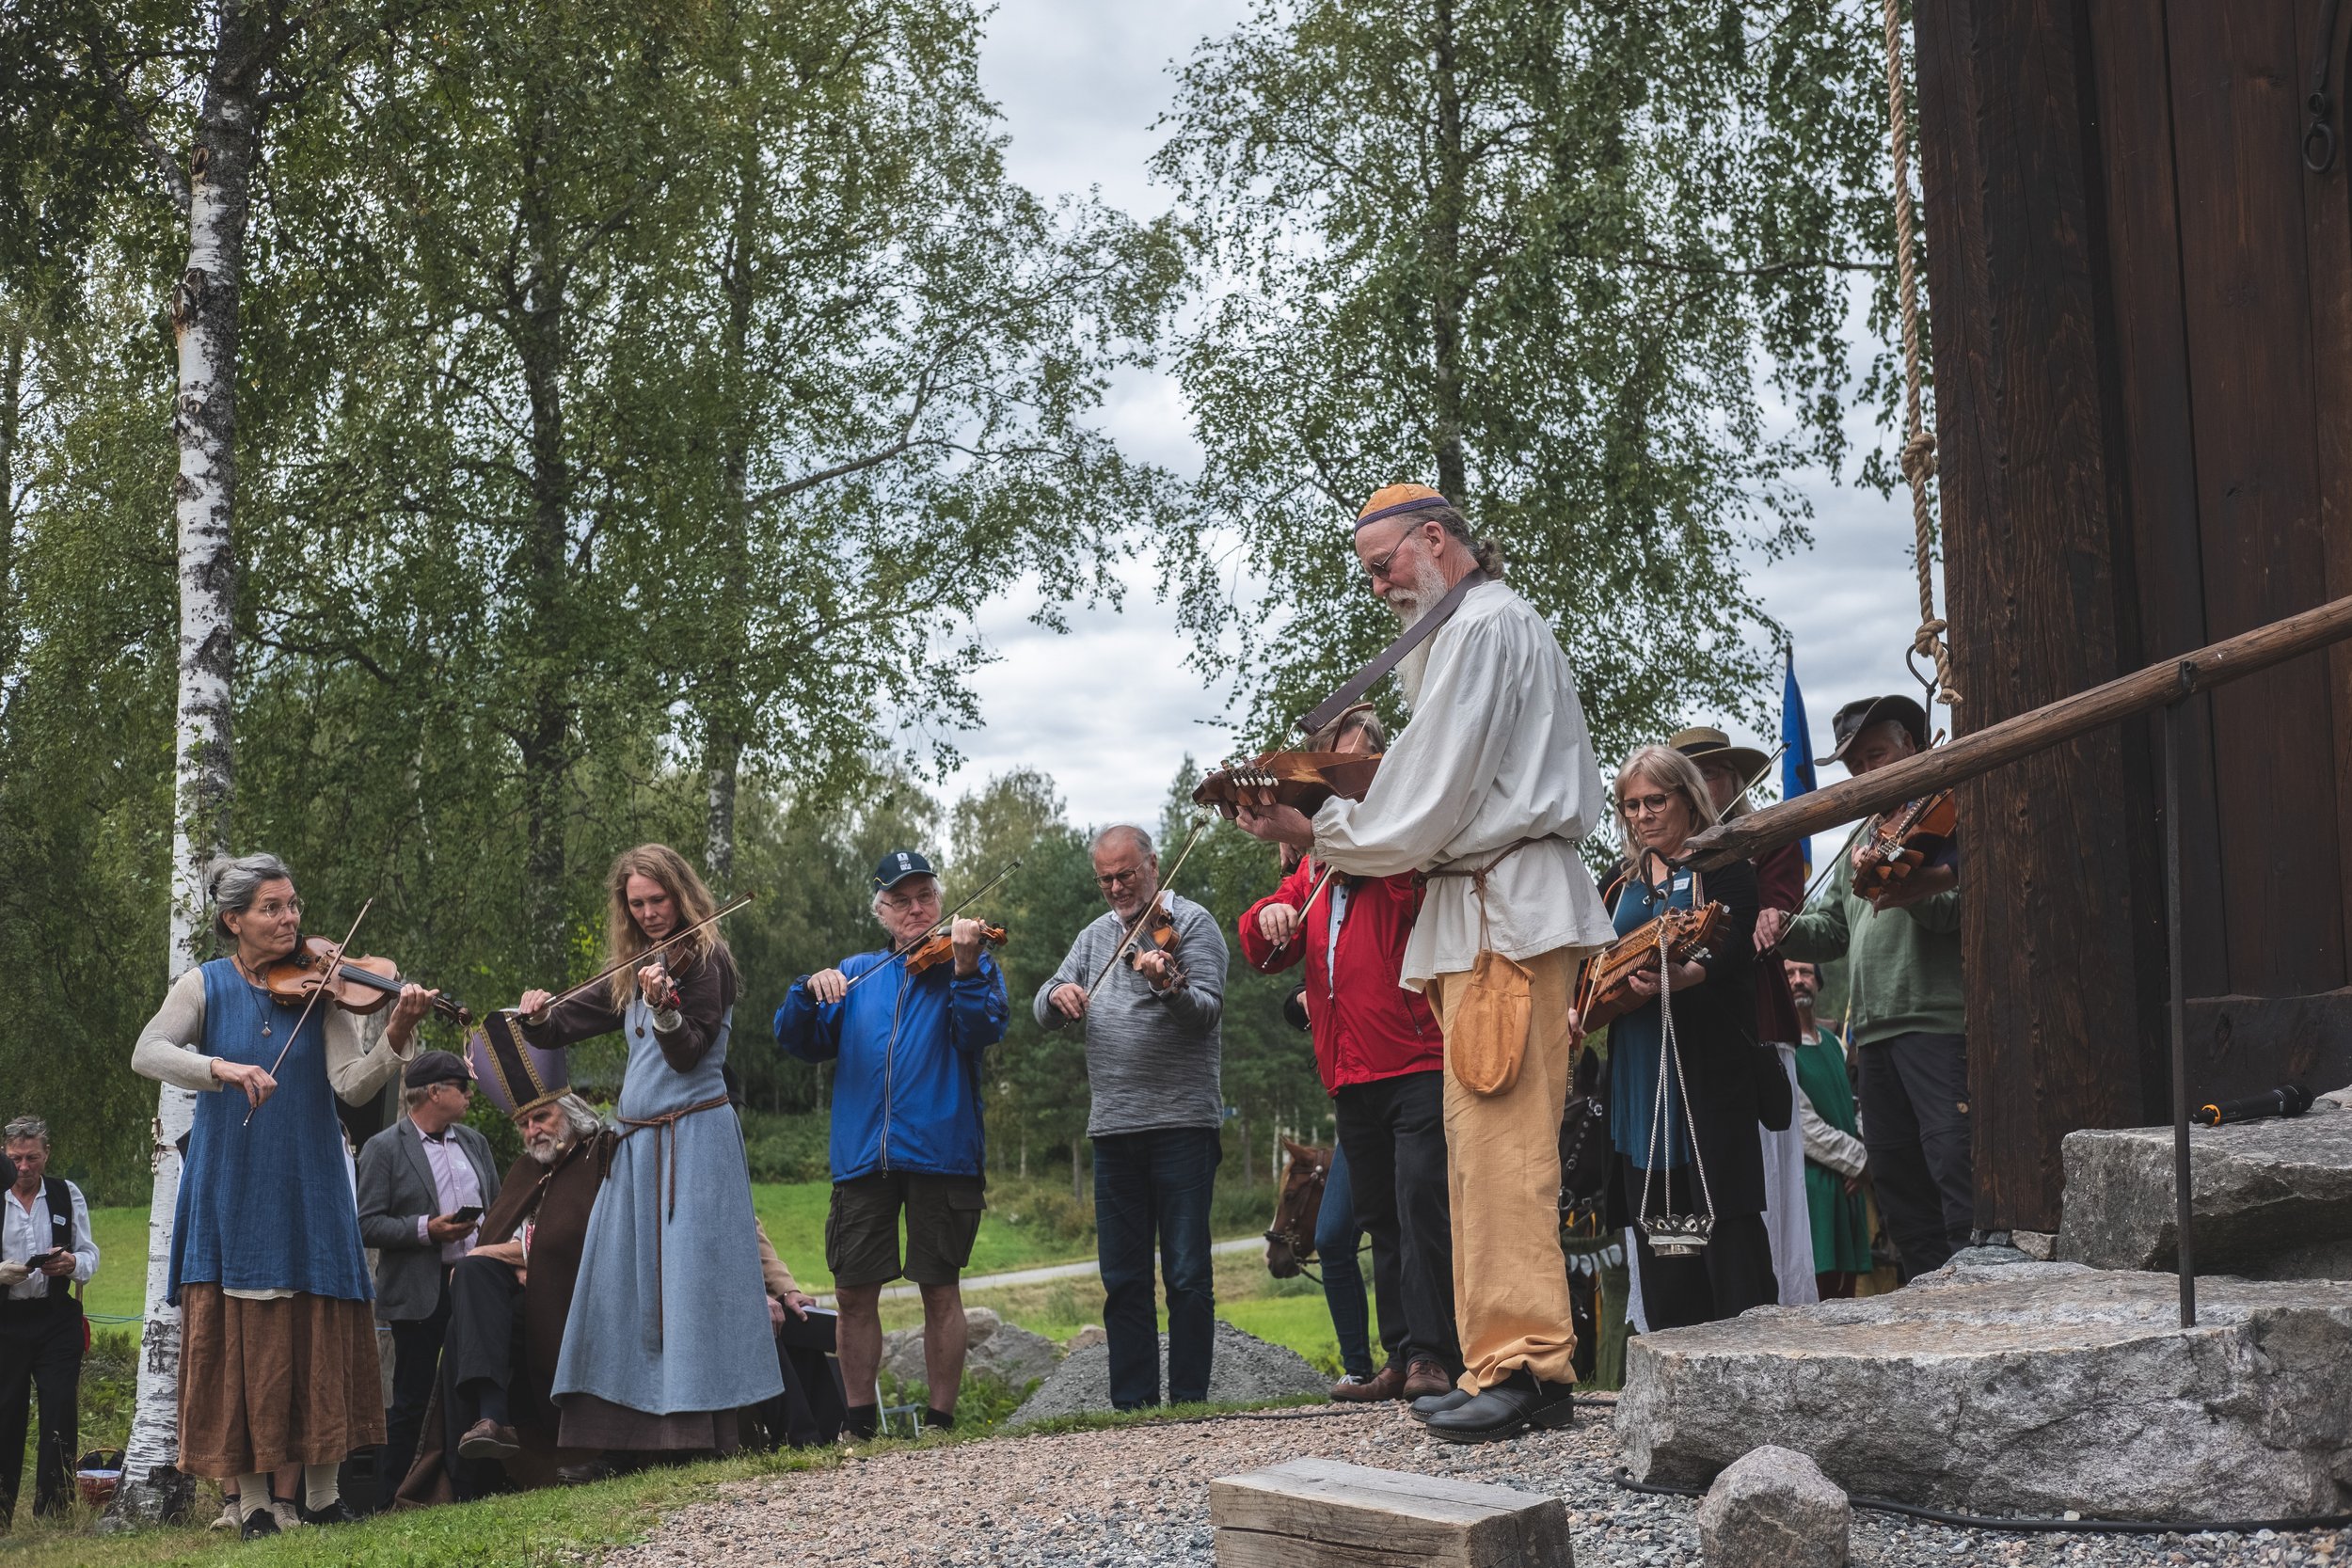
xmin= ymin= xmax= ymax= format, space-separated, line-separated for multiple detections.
xmin=209 ymin=1497 xmax=241 ymax=1530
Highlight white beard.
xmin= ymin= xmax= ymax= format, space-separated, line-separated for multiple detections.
xmin=1385 ymin=556 xmax=1453 ymax=708
xmin=526 ymin=1132 xmax=566 ymax=1165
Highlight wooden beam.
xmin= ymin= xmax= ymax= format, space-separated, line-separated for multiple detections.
xmin=1209 ymin=1458 xmax=1572 ymax=1568
xmin=1685 ymin=592 xmax=2352 ymax=870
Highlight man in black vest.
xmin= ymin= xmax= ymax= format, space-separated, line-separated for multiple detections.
xmin=0 ymin=1116 xmax=97 ymax=1526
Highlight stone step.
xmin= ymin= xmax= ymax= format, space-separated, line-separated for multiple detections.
xmin=1615 ymin=1262 xmax=2352 ymax=1521
xmin=2058 ymin=1109 xmax=2352 ymax=1274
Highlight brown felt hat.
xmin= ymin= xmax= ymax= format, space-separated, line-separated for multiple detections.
xmin=1668 ymin=725 xmax=1768 ymax=781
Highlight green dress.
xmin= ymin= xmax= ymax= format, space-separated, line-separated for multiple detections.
xmin=1793 ymin=1026 xmax=1873 ymax=1275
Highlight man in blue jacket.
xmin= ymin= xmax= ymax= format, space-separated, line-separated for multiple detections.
xmin=773 ymin=849 xmax=1009 ymax=1437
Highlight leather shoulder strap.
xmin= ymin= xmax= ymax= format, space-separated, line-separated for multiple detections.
xmin=1295 ymin=568 xmax=1486 ymax=736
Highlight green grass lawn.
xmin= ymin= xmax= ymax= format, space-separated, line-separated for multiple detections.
xmin=83 ymin=1177 xmax=1120 ymax=1323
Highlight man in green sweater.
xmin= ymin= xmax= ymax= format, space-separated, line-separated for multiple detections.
xmin=1766 ymin=695 xmax=1969 ymax=1278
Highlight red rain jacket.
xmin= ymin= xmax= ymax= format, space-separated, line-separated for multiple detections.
xmin=1238 ymin=859 xmax=1443 ymax=1094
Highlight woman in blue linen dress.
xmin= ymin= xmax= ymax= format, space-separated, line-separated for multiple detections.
xmin=515 ymin=844 xmax=780 ymax=1451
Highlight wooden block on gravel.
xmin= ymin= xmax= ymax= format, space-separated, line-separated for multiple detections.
xmin=1209 ymin=1456 xmax=1572 ymax=1567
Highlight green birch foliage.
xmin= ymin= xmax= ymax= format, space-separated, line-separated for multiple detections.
xmin=1153 ymin=0 xmax=1891 ymax=758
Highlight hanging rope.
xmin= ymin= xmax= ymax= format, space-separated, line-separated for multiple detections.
xmin=1881 ymin=0 xmax=1960 ymax=708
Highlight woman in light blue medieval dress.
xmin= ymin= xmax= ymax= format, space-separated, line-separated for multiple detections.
xmin=516 ymin=844 xmax=779 ymax=1453
xmin=132 ymin=853 xmax=426 ymax=1539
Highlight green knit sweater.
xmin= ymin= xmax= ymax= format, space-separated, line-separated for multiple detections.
xmin=1779 ymin=851 xmax=1965 ymax=1046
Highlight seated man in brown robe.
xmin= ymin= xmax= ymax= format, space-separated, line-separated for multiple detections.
xmin=397 ymin=1021 xmax=613 ymax=1505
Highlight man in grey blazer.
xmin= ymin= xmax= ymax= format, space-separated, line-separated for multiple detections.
xmin=356 ymin=1051 xmax=500 ymax=1511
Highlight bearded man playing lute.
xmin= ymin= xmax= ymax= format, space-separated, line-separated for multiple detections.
xmin=1232 ymin=483 xmax=1615 ymax=1443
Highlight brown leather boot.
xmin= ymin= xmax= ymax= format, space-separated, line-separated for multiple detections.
xmin=458 ymin=1418 xmax=522 ymax=1460
xmin=1401 ymin=1355 xmax=1455 ymax=1402
xmin=1328 ymin=1362 xmax=1406 ymax=1402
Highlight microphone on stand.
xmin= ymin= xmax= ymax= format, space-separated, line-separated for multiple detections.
xmin=2195 ymin=1084 xmax=2312 ymax=1127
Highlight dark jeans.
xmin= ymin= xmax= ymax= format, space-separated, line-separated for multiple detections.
xmin=383 ymin=1277 xmax=452 ymax=1502
xmin=1313 ymin=1145 xmax=1373 ymax=1379
xmin=0 ymin=1301 xmax=80 ymax=1524
xmin=1333 ymin=1070 xmax=1459 ymax=1374
xmin=1858 ymin=1031 xmax=1973 ymax=1278
xmin=1092 ymin=1126 xmax=1220 ymax=1408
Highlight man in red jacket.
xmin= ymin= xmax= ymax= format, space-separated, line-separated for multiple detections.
xmin=1240 ymin=706 xmax=1459 ymax=1403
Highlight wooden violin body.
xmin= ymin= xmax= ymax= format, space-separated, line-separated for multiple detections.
xmin=1854 ymin=789 xmax=1957 ymax=908
xmin=1194 ymin=751 xmax=1382 ymax=818
xmin=903 ymin=922 xmax=1009 ymax=977
xmin=262 ymin=935 xmax=471 ymax=1026
xmin=1573 ymin=902 xmax=1725 ymax=1035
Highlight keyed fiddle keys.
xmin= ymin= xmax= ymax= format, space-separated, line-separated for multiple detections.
xmin=1193 ymin=751 xmax=1383 ymax=819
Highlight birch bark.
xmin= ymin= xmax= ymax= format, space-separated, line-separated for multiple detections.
xmin=107 ymin=0 xmax=269 ymax=1527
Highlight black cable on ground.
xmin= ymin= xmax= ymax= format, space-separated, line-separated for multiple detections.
xmin=1611 ymin=1466 xmax=2352 ymax=1537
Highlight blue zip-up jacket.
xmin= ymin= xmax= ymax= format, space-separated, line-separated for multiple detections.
xmin=773 ymin=949 xmax=1009 ymax=1180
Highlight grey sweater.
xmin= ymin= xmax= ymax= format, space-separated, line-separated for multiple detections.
xmin=1034 ymin=894 xmax=1228 ymax=1137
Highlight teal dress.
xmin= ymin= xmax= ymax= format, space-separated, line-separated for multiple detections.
xmin=1606 ymin=867 xmax=1700 ymax=1170
xmin=1793 ymin=1026 xmax=1872 ymax=1275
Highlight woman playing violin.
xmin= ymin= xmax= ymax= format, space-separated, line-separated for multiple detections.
xmin=131 ymin=853 xmax=430 ymax=1535
xmin=1588 ymin=747 xmax=1782 ymax=1332
xmin=513 ymin=843 xmax=781 ymax=1452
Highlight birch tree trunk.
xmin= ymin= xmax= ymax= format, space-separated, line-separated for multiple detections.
xmin=702 ymin=143 xmax=759 ymax=888
xmin=107 ymin=1 xmax=267 ymax=1527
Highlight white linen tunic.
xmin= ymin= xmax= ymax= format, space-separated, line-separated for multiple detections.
xmin=1309 ymin=578 xmax=1616 ymax=987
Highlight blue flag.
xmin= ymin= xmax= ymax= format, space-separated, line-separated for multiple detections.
xmin=1781 ymin=649 xmax=1816 ymax=876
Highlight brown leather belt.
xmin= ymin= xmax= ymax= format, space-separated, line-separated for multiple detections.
xmin=616 ymin=1092 xmax=733 ymax=1339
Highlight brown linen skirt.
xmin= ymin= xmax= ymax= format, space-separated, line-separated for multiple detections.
xmin=177 ymin=1283 xmax=385 ymax=1477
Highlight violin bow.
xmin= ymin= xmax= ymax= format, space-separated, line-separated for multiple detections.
xmin=1087 ymin=811 xmax=1214 ymax=998
xmin=840 ymin=857 xmax=1025 ymax=996
xmin=1266 ymin=861 xmax=1341 ymax=960
xmin=534 ymin=894 xmax=756 ymax=1016
xmin=244 ymin=897 xmax=373 ymax=1128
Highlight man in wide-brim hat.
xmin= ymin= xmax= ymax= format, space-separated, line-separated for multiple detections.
xmin=1776 ymin=692 xmax=1971 ymax=1278
xmin=1668 ymin=723 xmax=1820 ymax=1309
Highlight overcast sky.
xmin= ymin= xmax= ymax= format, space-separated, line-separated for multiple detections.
xmin=922 ymin=0 xmax=1931 ymax=858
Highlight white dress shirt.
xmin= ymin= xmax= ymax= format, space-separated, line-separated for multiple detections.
xmin=1310 ymin=578 xmax=1617 ymax=986
xmin=413 ymin=1123 xmax=485 ymax=1264
xmin=3 ymin=1178 xmax=98 ymax=1300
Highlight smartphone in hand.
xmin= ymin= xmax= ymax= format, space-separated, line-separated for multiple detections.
xmin=451 ymin=1206 xmax=484 ymax=1225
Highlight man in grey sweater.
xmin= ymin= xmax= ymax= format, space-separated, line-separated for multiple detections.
xmin=1036 ymin=824 xmax=1229 ymax=1408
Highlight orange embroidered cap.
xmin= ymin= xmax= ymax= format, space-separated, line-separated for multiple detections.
xmin=1355 ymin=483 xmax=1454 ymax=531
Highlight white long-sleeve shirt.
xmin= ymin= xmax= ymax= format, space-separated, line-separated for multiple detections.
xmin=1309 ymin=578 xmax=1616 ymax=987
xmin=3 ymin=1178 xmax=97 ymax=1300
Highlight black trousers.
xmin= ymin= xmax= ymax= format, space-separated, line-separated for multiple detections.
xmin=1858 ymin=1031 xmax=1974 ymax=1278
xmin=0 ymin=1300 xmax=81 ymax=1524
xmin=382 ymin=1278 xmax=451 ymax=1504
xmin=745 ymin=1337 xmax=848 ymax=1449
xmin=1623 ymin=1155 xmax=1778 ymax=1332
xmin=443 ymin=1255 xmax=523 ymax=1415
xmin=1333 ymin=1070 xmax=1461 ymax=1374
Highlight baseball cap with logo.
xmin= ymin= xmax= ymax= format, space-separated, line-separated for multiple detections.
xmin=871 ymin=848 xmax=936 ymax=892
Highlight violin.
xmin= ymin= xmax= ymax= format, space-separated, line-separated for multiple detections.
xmin=1853 ymin=789 xmax=1957 ymax=909
xmin=1573 ymin=902 xmax=1725 ymax=1035
xmin=1194 ymin=751 xmax=1382 ymax=819
xmin=262 ymin=935 xmax=471 ymax=1027
xmin=901 ymin=921 xmax=1009 ymax=977
xmin=1117 ymin=898 xmax=1190 ymax=989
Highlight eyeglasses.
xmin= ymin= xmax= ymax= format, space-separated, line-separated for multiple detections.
xmin=1620 ymin=792 xmax=1677 ymax=817
xmin=250 ymin=898 xmax=303 ymax=919
xmin=1095 ymin=867 xmax=1145 ymax=890
xmin=1362 ymin=531 xmax=1416 ymax=583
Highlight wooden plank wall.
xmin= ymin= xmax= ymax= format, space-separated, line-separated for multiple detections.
xmin=1915 ymin=0 xmax=2150 ymax=1231
xmin=1915 ymin=0 xmax=2352 ymax=1227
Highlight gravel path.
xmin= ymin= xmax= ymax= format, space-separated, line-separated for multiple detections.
xmin=604 ymin=1402 xmax=2352 ymax=1568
